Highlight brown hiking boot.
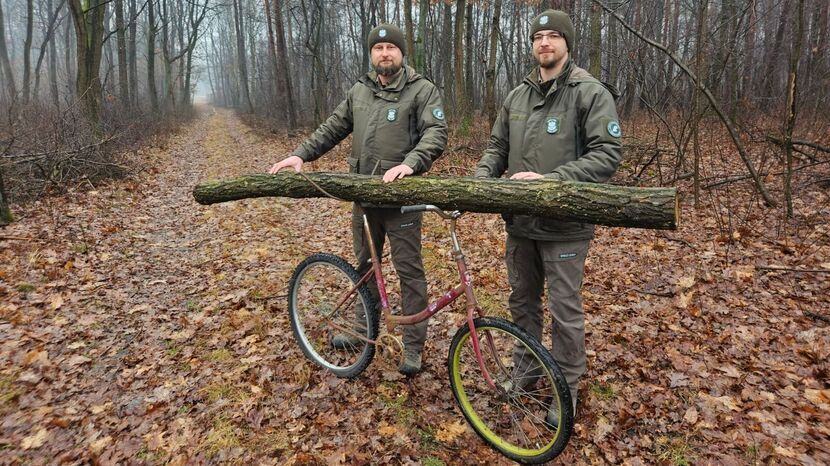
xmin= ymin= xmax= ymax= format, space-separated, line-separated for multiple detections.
xmin=398 ymin=350 xmax=422 ymax=375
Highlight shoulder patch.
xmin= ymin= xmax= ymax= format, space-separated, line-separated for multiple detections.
xmin=432 ymin=108 xmax=445 ymax=120
xmin=607 ymin=121 xmax=622 ymax=138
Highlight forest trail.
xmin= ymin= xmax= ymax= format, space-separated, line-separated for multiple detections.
xmin=2 ymin=107 xmax=829 ymax=465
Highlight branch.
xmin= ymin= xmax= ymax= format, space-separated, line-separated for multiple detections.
xmin=593 ymin=0 xmax=777 ymax=207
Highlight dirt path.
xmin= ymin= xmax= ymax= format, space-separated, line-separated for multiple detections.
xmin=0 ymin=107 xmax=516 ymax=465
xmin=2 ymin=107 xmax=828 ymax=465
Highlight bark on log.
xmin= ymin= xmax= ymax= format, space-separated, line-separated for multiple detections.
xmin=193 ymin=172 xmax=679 ymax=230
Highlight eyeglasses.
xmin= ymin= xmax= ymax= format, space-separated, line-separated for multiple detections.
xmin=532 ymin=31 xmax=563 ymax=42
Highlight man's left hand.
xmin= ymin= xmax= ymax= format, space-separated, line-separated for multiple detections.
xmin=383 ymin=164 xmax=414 ymax=183
xmin=510 ymin=171 xmax=544 ymax=180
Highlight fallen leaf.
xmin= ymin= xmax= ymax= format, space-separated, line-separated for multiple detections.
xmin=377 ymin=421 xmax=398 ymax=438
xmin=22 ymin=349 xmax=49 ymax=366
xmin=669 ymin=372 xmax=689 ymax=388
xmin=676 ymin=291 xmax=693 ymax=309
xmin=718 ymin=365 xmax=741 ymax=378
xmin=683 ymin=407 xmax=698 ymax=424
xmin=676 ymin=275 xmax=695 ymax=289
xmin=21 ymin=428 xmax=48 ymax=449
xmin=50 ymin=294 xmax=64 ymax=310
xmin=774 ymin=445 xmax=798 ymax=458
xmin=65 ymin=355 xmax=92 ymax=366
xmin=805 ymin=389 xmax=830 ymax=409
xmin=593 ymin=416 xmax=614 ymax=443
xmin=90 ymin=435 xmax=112 ymax=454
xmin=435 ymin=420 xmax=467 ymax=443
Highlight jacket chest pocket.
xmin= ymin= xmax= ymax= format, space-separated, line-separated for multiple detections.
xmin=375 ymin=105 xmax=412 ymax=155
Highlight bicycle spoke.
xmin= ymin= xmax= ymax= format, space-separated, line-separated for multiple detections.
xmin=448 ymin=318 xmax=572 ymax=463
xmin=289 ymin=254 xmax=378 ymax=378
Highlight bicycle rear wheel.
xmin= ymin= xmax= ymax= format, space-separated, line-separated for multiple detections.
xmin=288 ymin=253 xmax=378 ymax=378
xmin=447 ymin=317 xmax=573 ymax=464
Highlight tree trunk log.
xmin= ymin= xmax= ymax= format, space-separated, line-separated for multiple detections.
xmin=193 ymin=173 xmax=679 ymax=230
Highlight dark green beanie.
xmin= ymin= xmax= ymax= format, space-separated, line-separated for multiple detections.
xmin=530 ymin=9 xmax=575 ymax=52
xmin=368 ymin=24 xmax=406 ymax=55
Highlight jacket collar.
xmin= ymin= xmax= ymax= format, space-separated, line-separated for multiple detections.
xmin=523 ymin=59 xmax=575 ymax=97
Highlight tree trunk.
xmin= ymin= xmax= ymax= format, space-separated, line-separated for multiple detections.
xmin=32 ymin=0 xmax=65 ymax=104
xmin=441 ymin=2 xmax=453 ymax=107
xmin=589 ymin=2 xmax=601 ymax=78
xmin=273 ymin=0 xmax=296 ymax=129
xmin=193 ymin=173 xmax=679 ymax=230
xmin=0 ymin=167 xmax=12 ymax=226
xmin=232 ymin=0 xmax=254 ymax=113
xmin=115 ymin=0 xmax=128 ymax=106
xmin=48 ymin=0 xmax=59 ymax=107
xmin=148 ymin=0 xmax=159 ymax=112
xmin=68 ymin=0 xmax=107 ymax=128
xmin=23 ymin=0 xmax=34 ymax=104
xmin=403 ymin=0 xmax=415 ymax=58
xmin=453 ymin=0 xmax=467 ymax=116
xmin=485 ymin=0 xmax=502 ymax=127
xmin=784 ymin=0 xmax=805 ymax=217
xmin=128 ymin=0 xmax=137 ymax=108
xmin=692 ymin=0 xmax=709 ymax=208
xmin=464 ymin=2 xmax=473 ymax=106
xmin=0 ymin=0 xmax=18 ymax=100
xmin=263 ymin=0 xmax=279 ymax=115
xmin=414 ymin=0 xmax=427 ymax=72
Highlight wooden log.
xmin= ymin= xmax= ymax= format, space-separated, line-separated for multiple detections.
xmin=193 ymin=172 xmax=679 ymax=230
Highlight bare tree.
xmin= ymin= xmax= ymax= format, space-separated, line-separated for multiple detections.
xmin=594 ymin=0 xmax=776 ymax=207
xmin=68 ymin=0 xmax=108 ymax=126
xmin=784 ymin=0 xmax=805 ymax=217
xmin=273 ymin=0 xmax=296 ymax=128
xmin=0 ymin=0 xmax=18 ymax=100
xmin=232 ymin=0 xmax=254 ymax=113
xmin=22 ymin=0 xmax=34 ymax=103
xmin=484 ymin=0 xmax=502 ymax=126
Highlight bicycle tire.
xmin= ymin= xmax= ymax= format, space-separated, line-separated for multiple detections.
xmin=288 ymin=253 xmax=379 ymax=378
xmin=447 ymin=317 xmax=573 ymax=464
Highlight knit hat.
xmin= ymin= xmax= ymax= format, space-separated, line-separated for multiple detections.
xmin=368 ymin=24 xmax=406 ymax=55
xmin=530 ymin=10 xmax=575 ymax=52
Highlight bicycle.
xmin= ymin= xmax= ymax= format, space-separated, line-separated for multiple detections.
xmin=287 ymin=204 xmax=573 ymax=463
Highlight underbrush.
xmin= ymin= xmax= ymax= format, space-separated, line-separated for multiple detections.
xmin=0 ymin=101 xmax=197 ymax=212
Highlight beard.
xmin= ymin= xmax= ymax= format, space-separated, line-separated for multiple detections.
xmin=374 ymin=62 xmax=402 ymax=77
xmin=537 ymin=52 xmax=564 ymax=70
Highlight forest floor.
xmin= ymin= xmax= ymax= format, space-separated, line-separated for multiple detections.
xmin=1 ymin=105 xmax=828 ymax=465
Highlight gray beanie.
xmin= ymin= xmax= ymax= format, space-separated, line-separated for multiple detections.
xmin=368 ymin=24 xmax=406 ymax=55
xmin=530 ymin=10 xmax=575 ymax=52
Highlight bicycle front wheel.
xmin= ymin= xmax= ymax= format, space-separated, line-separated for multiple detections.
xmin=447 ymin=317 xmax=573 ymax=464
xmin=288 ymin=253 xmax=378 ymax=378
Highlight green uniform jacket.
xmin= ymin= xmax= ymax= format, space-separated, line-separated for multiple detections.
xmin=292 ymin=65 xmax=448 ymax=176
xmin=475 ymin=60 xmax=623 ymax=241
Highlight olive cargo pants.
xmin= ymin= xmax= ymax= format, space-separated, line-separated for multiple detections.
xmin=506 ymin=234 xmax=591 ymax=400
xmin=352 ymin=204 xmax=429 ymax=353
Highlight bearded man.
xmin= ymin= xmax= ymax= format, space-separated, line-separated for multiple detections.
xmin=270 ymin=24 xmax=448 ymax=375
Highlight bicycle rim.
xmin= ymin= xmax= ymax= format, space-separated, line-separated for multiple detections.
xmin=447 ymin=317 xmax=572 ymax=463
xmin=288 ymin=253 xmax=377 ymax=378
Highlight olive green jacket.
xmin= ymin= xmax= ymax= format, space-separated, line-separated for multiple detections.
xmin=292 ymin=65 xmax=448 ymax=176
xmin=475 ymin=60 xmax=623 ymax=241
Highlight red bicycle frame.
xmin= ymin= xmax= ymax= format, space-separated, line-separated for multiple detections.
xmin=352 ymin=207 xmax=499 ymax=389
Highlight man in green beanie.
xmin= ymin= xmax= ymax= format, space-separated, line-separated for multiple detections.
xmin=270 ymin=24 xmax=448 ymax=375
xmin=476 ymin=9 xmax=623 ymax=420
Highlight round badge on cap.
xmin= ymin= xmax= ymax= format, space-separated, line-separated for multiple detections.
xmin=379 ymin=28 xmax=387 ymax=38
xmin=607 ymin=121 xmax=622 ymax=138
xmin=540 ymin=15 xmax=549 ymax=25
